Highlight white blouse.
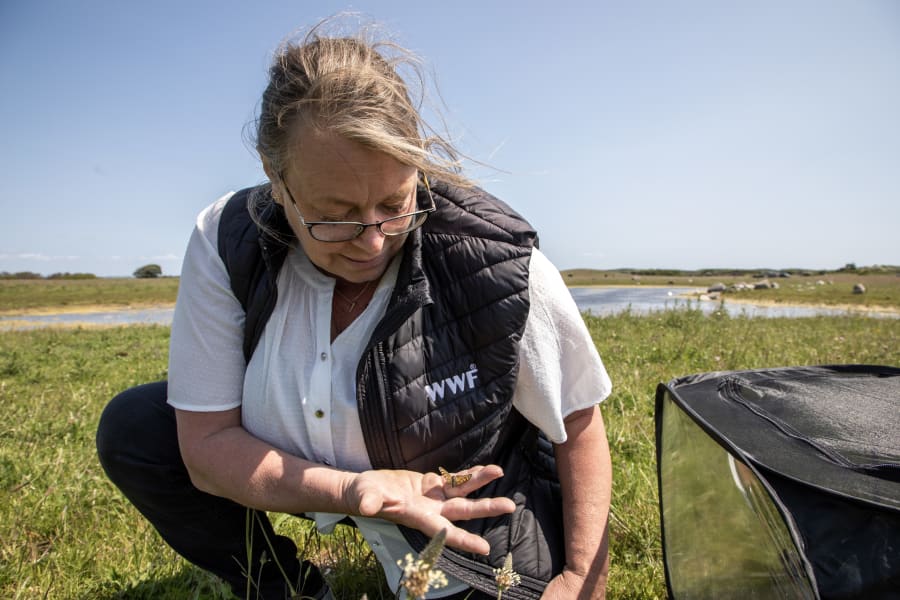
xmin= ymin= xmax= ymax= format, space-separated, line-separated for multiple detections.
xmin=167 ymin=192 xmax=612 ymax=596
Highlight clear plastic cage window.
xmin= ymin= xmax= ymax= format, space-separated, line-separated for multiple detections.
xmin=658 ymin=388 xmax=817 ymax=599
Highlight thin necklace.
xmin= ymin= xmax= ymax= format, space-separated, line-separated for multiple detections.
xmin=333 ymin=280 xmax=373 ymax=312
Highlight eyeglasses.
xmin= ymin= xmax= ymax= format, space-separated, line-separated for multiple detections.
xmin=279 ymin=173 xmax=436 ymax=243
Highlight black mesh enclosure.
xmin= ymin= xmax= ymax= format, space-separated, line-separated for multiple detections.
xmin=655 ymin=365 xmax=900 ymax=600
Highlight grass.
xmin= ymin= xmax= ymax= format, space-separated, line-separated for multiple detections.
xmin=590 ymin=308 xmax=898 ymax=597
xmin=723 ymin=272 xmax=900 ymax=309
xmin=5 ymin=270 xmax=900 ymax=316
xmin=0 ymin=278 xmax=179 ymax=313
xmin=1 ymin=311 xmax=898 ymax=599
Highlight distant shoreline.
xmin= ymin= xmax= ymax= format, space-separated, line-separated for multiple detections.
xmin=2 ymin=284 xmax=898 ymax=318
xmin=0 ymin=302 xmax=176 ymax=317
xmin=568 ymin=284 xmax=703 ymax=290
xmin=569 ymin=284 xmax=900 ymax=316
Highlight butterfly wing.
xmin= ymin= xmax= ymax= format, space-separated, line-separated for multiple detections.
xmin=452 ymin=473 xmax=472 ymax=486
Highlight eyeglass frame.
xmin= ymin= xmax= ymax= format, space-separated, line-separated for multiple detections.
xmin=277 ymin=172 xmax=436 ymax=243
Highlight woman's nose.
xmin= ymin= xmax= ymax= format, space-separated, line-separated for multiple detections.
xmin=354 ymin=222 xmax=387 ymax=253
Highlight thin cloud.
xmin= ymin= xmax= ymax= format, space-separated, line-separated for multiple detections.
xmin=0 ymin=253 xmax=80 ymax=261
xmin=109 ymin=254 xmax=181 ymax=262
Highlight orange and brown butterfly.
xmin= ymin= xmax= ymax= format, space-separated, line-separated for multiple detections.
xmin=438 ymin=466 xmax=472 ymax=488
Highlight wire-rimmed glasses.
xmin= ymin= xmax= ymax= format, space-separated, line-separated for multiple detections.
xmin=279 ymin=173 xmax=436 ymax=243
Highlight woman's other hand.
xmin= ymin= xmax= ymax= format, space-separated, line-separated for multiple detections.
xmin=344 ymin=464 xmax=514 ymax=555
xmin=542 ymin=567 xmax=607 ymax=599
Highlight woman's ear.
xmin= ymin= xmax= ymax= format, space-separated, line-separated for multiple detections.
xmin=261 ymin=156 xmax=284 ymax=206
xmin=261 ymin=155 xmax=276 ymax=181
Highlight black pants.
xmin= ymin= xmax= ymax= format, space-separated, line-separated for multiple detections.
xmin=96 ymin=383 xmax=494 ymax=600
xmin=95 ymin=382 xmax=325 ymax=599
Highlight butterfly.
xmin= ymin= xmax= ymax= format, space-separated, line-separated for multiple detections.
xmin=439 ymin=466 xmax=472 ymax=487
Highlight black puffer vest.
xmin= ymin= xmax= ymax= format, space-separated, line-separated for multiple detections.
xmin=218 ymin=180 xmax=563 ymax=598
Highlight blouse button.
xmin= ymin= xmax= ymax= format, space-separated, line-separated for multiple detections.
xmin=320 ymin=352 xmax=328 ymax=361
xmin=314 ymin=409 xmax=325 ymax=419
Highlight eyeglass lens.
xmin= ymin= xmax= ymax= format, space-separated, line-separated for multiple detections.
xmin=308 ymin=211 xmax=428 ymax=242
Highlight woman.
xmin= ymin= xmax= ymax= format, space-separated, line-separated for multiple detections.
xmin=97 ymin=19 xmax=612 ymax=600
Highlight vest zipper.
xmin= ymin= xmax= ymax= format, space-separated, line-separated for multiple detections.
xmin=357 ymin=347 xmax=397 ymax=468
xmin=357 ymin=297 xmax=424 ymax=469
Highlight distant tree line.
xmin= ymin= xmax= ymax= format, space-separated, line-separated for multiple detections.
xmin=611 ymin=264 xmax=899 ymax=277
xmin=836 ymin=263 xmax=900 ymax=275
xmin=0 ymin=271 xmax=98 ymax=280
xmin=1 ymin=264 xmax=169 ymax=279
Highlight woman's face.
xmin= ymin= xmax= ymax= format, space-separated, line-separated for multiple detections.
xmin=272 ymin=128 xmax=418 ymax=284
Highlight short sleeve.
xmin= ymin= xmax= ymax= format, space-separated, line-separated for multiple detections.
xmin=167 ymin=193 xmax=248 ymax=412
xmin=512 ymin=249 xmax=612 ymax=443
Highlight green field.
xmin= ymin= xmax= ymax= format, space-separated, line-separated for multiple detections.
xmin=3 ymin=268 xmax=900 ymax=315
xmin=2 ymin=310 xmax=898 ymax=599
xmin=0 ymin=278 xmax=180 ymax=313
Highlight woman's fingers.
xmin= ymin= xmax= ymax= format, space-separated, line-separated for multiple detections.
xmin=440 ymin=496 xmax=516 ymax=521
xmin=404 ymin=511 xmax=495 ymax=556
xmin=439 ymin=464 xmax=505 ymax=497
xmin=443 ymin=525 xmax=491 ymax=555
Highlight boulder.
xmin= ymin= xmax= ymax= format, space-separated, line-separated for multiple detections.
xmin=707 ymin=282 xmax=726 ymax=293
xmin=754 ymin=280 xmax=772 ymax=290
xmin=853 ymin=283 xmax=866 ymax=294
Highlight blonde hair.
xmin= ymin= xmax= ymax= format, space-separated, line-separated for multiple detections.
xmin=253 ymin=17 xmax=469 ymax=194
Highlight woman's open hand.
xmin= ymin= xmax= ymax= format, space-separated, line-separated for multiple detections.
xmin=344 ymin=465 xmax=515 ymax=555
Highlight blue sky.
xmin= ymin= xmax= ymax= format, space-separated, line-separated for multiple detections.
xmin=2 ymin=0 xmax=898 ymax=277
